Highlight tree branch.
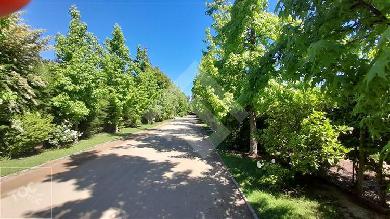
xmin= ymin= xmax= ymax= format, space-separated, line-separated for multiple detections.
xmin=351 ymin=0 xmax=390 ymax=25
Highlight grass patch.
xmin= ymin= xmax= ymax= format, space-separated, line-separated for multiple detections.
xmin=219 ymin=151 xmax=341 ymax=219
xmin=0 ymin=121 xmax=166 ymax=176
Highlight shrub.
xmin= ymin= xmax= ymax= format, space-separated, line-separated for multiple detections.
xmin=256 ymin=161 xmax=294 ymax=191
xmin=46 ymin=121 xmax=80 ymax=148
xmin=296 ymin=111 xmax=350 ymax=172
xmin=2 ymin=112 xmax=54 ymax=158
xmin=123 ymin=109 xmax=141 ymax=127
xmin=142 ymin=106 xmax=158 ymax=124
xmin=256 ymin=80 xmax=350 ymax=174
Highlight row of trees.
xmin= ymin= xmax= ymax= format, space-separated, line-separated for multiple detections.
xmin=192 ymin=0 xmax=389 ymax=205
xmin=0 ymin=6 xmax=189 ymax=158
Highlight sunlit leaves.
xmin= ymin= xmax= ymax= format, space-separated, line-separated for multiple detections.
xmin=278 ymin=0 xmax=390 ymax=145
xmin=0 ymin=14 xmax=47 ymax=120
xmin=257 ymin=80 xmax=349 ymax=174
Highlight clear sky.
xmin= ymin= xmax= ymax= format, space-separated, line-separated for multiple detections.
xmin=22 ymin=0 xmax=277 ymax=96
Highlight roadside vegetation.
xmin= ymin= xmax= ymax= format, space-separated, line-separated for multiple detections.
xmin=0 ymin=6 xmax=189 ymax=160
xmin=192 ymin=0 xmax=389 ymax=214
xmin=0 ymin=121 xmax=166 ymax=176
xmin=220 ymin=152 xmax=341 ymax=218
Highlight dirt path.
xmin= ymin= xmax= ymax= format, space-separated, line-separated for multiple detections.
xmin=0 ymin=116 xmax=254 ymax=219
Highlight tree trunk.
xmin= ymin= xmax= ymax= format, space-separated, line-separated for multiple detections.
xmin=356 ymin=129 xmax=366 ymax=196
xmin=249 ymin=108 xmax=258 ymax=157
xmin=352 ymin=159 xmax=355 ymax=184
xmin=106 ymin=123 xmax=118 ymax=134
xmin=352 ymin=144 xmax=358 ymax=184
xmin=376 ymin=157 xmax=387 ymax=207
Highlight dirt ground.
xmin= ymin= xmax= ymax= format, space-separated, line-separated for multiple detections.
xmin=309 ymin=180 xmax=386 ymax=219
xmin=329 ymin=159 xmax=390 ymax=212
xmin=0 ymin=116 xmax=254 ymax=219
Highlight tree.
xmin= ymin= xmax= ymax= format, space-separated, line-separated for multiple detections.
xmin=0 ymin=14 xmax=49 ymax=156
xmin=102 ymin=24 xmax=135 ymax=133
xmin=193 ymin=0 xmax=280 ymax=156
xmin=49 ymin=6 xmax=103 ymax=135
xmin=277 ymin=0 xmax=390 ymax=199
xmin=0 ymin=6 xmax=189 ymax=158
xmin=135 ymin=45 xmax=151 ymax=72
xmin=0 ymin=14 xmax=47 ymax=127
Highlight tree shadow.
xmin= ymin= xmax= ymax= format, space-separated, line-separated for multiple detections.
xmin=250 ymin=201 xmax=295 ymax=219
xmin=24 ymin=118 xmax=252 ymax=218
xmin=114 ymin=119 xmax=216 ymax=159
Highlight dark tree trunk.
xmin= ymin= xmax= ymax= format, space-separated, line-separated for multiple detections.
xmin=352 ymin=159 xmax=355 ymax=184
xmin=376 ymin=157 xmax=387 ymax=207
xmin=352 ymin=144 xmax=358 ymax=184
xmin=106 ymin=124 xmax=118 ymax=134
xmin=356 ymin=129 xmax=366 ymax=196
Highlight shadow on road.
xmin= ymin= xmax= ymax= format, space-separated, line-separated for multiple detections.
xmin=24 ymin=117 xmax=252 ymax=218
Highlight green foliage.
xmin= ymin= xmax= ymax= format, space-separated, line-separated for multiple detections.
xmin=2 ymin=112 xmax=54 ymax=158
xmin=102 ymin=24 xmax=135 ymax=132
xmin=135 ymin=45 xmax=151 ymax=72
xmin=194 ymin=0 xmax=352 ymax=175
xmin=220 ymin=152 xmax=341 ymax=218
xmin=256 ymin=161 xmax=294 ymax=191
xmin=49 ymin=6 xmax=103 ymax=134
xmin=277 ymin=0 xmax=390 ymax=141
xmin=193 ymin=0 xmax=283 ymax=156
xmin=0 ymin=14 xmax=47 ymax=146
xmin=257 ymin=80 xmax=349 ymax=174
xmin=0 ymin=6 xmax=189 ymax=158
xmin=0 ymin=14 xmax=50 ymax=158
xmin=0 ymin=14 xmax=47 ymax=120
xmin=194 ymin=1 xmax=389 ymax=202
xmin=273 ymin=0 xmax=389 ymax=199
xmin=145 ymin=85 xmax=190 ymax=123
xmin=299 ymin=112 xmax=349 ymax=167
xmin=192 ymin=71 xmax=234 ymax=121
xmin=137 ymin=65 xmax=159 ymax=116
xmin=50 ymin=93 xmax=90 ymax=123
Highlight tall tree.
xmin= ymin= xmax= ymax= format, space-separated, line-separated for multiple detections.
xmin=195 ymin=0 xmax=280 ymax=156
xmin=49 ymin=6 xmax=103 ymax=135
xmin=102 ymin=24 xmax=135 ymax=133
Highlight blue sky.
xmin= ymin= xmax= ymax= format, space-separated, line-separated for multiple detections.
xmin=22 ymin=0 xmax=277 ymax=95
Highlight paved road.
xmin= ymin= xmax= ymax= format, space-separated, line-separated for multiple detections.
xmin=1 ymin=116 xmax=253 ymax=219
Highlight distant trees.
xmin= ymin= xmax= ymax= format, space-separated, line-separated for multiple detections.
xmin=192 ymin=0 xmax=389 ymax=205
xmin=0 ymin=6 xmax=189 ymax=158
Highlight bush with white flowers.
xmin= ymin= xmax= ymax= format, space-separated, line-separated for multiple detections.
xmin=47 ymin=122 xmax=81 ymax=148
